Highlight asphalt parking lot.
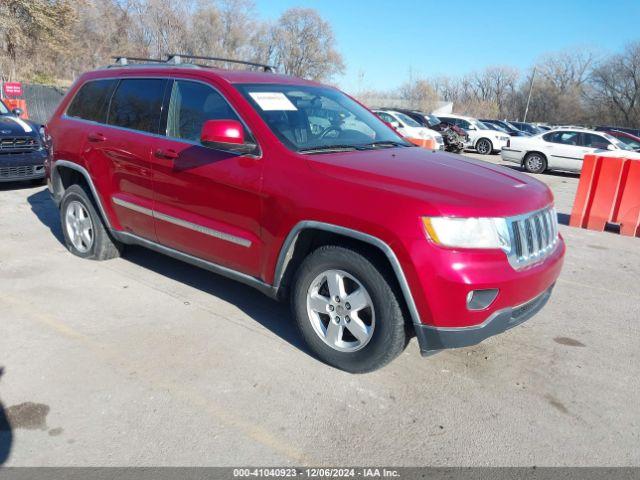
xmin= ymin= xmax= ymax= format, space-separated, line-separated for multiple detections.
xmin=1 ymin=153 xmax=639 ymax=467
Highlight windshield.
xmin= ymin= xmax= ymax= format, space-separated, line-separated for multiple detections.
xmin=235 ymin=84 xmax=411 ymax=152
xmin=603 ymin=133 xmax=634 ymax=151
xmin=424 ymin=114 xmax=441 ymax=127
xmin=0 ymin=100 xmax=9 ymax=115
xmin=394 ymin=112 xmax=421 ymax=128
xmin=613 ymin=134 xmax=640 ymax=149
xmin=489 ymin=123 xmax=508 ymax=133
xmin=474 ymin=120 xmax=493 ymax=130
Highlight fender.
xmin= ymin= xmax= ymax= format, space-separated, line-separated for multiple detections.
xmin=272 ymin=221 xmax=422 ymax=326
xmin=51 ymin=160 xmax=114 ymax=230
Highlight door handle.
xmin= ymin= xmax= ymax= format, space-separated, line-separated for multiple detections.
xmin=154 ymin=149 xmax=178 ymax=160
xmin=87 ymin=132 xmax=107 ymax=142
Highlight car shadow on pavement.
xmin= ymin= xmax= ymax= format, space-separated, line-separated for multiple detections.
xmin=0 ymin=368 xmax=13 ymax=466
xmin=0 ymin=181 xmax=42 ymax=192
xmin=26 ymin=189 xmax=310 ymax=356
xmin=557 ymin=213 xmax=571 ymax=225
xmin=27 ymin=189 xmax=65 ymax=244
xmin=123 ymin=245 xmax=310 ymax=354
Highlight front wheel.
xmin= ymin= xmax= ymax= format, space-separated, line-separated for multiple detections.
xmin=523 ymin=152 xmax=547 ymax=174
xmin=291 ymin=246 xmax=408 ymax=373
xmin=475 ymin=138 xmax=493 ymax=155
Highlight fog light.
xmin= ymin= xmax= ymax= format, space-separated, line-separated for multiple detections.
xmin=466 ymin=289 xmax=499 ymax=311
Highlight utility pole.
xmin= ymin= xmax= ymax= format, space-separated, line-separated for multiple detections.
xmin=523 ymin=66 xmax=536 ymax=122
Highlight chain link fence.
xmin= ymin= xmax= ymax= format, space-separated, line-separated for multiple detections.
xmin=20 ymin=84 xmax=67 ymax=125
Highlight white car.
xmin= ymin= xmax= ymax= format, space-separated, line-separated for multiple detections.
xmin=437 ymin=114 xmax=510 ymax=155
xmin=374 ymin=109 xmax=444 ymax=150
xmin=501 ymin=128 xmax=640 ymax=174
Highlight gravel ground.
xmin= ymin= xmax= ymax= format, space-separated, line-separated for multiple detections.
xmin=0 ymin=152 xmax=638 ymax=467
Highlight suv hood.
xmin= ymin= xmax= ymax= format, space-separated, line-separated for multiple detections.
xmin=0 ymin=115 xmax=39 ymax=138
xmin=305 ymin=147 xmax=552 ymax=217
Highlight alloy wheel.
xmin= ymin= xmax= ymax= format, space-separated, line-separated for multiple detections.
xmin=65 ymin=200 xmax=94 ymax=253
xmin=526 ymin=155 xmax=543 ymax=172
xmin=306 ymin=269 xmax=376 ymax=353
xmin=477 ymin=139 xmax=491 ymax=154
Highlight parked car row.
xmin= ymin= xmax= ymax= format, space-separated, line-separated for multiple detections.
xmin=372 ymin=108 xmax=466 ymax=152
xmin=372 ymin=109 xmax=445 ymax=150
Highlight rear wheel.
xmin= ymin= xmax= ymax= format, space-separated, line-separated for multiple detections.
xmin=291 ymin=246 xmax=407 ymax=373
xmin=60 ymin=184 xmax=122 ymax=260
xmin=476 ymin=138 xmax=493 ymax=155
xmin=523 ymin=152 xmax=547 ymax=174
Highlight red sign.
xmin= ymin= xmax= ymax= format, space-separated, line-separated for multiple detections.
xmin=3 ymin=82 xmax=23 ymax=97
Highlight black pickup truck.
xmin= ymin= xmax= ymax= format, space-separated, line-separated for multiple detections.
xmin=0 ymin=99 xmax=47 ymax=184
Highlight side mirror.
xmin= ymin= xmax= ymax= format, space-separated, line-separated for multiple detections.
xmin=12 ymin=108 xmax=22 ymax=117
xmin=200 ymin=119 xmax=257 ymax=154
xmin=467 ymin=125 xmax=477 ymax=131
xmin=606 ymin=144 xmax=616 ymax=151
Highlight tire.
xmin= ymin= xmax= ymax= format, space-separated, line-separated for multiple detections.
xmin=523 ymin=152 xmax=547 ymax=174
xmin=291 ymin=245 xmax=408 ymax=373
xmin=475 ymin=138 xmax=493 ymax=155
xmin=60 ymin=184 xmax=123 ymax=260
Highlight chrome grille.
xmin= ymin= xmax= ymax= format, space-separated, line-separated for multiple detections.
xmin=0 ymin=165 xmax=44 ymax=179
xmin=0 ymin=137 xmax=39 ymax=154
xmin=507 ymin=207 xmax=559 ymax=269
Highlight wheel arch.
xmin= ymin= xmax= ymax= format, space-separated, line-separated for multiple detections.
xmin=522 ymin=150 xmax=548 ymax=164
xmin=475 ymin=137 xmax=493 ymax=150
xmin=51 ymin=160 xmax=113 ymax=231
xmin=273 ymin=221 xmax=422 ymax=326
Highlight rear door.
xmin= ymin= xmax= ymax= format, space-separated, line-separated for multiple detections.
xmin=543 ymin=131 xmax=585 ymax=171
xmin=87 ymin=77 xmax=167 ymax=240
xmin=150 ymin=78 xmax=264 ymax=277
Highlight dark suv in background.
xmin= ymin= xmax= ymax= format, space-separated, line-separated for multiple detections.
xmin=0 ymin=99 xmax=47 ymax=184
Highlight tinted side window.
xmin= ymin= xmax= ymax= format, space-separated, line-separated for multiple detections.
xmin=108 ymin=79 xmax=167 ymax=133
xmin=165 ymin=80 xmax=243 ymax=141
xmin=581 ymin=133 xmax=611 ymax=149
xmin=544 ymin=131 xmax=579 ymax=145
xmin=66 ymin=79 xmax=118 ymax=123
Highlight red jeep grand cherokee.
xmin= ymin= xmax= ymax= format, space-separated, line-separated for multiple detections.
xmin=46 ymin=56 xmax=565 ymax=372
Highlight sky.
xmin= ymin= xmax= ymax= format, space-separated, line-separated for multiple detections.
xmin=254 ymin=0 xmax=640 ymax=93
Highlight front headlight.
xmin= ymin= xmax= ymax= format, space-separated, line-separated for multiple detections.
xmin=422 ymin=217 xmax=511 ymax=251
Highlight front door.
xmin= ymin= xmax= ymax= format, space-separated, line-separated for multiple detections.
xmin=151 ymin=78 xmax=264 ymax=277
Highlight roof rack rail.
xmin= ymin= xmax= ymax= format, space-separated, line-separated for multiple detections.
xmin=110 ymin=56 xmax=166 ymax=66
xmin=165 ymin=53 xmax=275 ymax=72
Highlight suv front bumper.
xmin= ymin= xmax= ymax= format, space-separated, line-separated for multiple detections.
xmin=414 ymin=285 xmax=554 ymax=354
xmin=0 ymin=150 xmax=47 ymax=182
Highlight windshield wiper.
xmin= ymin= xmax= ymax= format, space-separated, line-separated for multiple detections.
xmin=299 ymin=145 xmax=363 ymax=154
xmin=360 ymin=141 xmax=413 ymax=149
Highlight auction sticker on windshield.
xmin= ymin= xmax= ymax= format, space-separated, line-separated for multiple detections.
xmin=249 ymin=92 xmax=297 ymax=111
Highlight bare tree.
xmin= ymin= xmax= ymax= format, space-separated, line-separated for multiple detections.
xmin=399 ymin=78 xmax=438 ymax=112
xmin=590 ymin=42 xmax=640 ymax=126
xmin=0 ymin=0 xmax=76 ymax=80
xmin=269 ymin=8 xmax=344 ymax=81
xmin=537 ymin=48 xmax=597 ymax=93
